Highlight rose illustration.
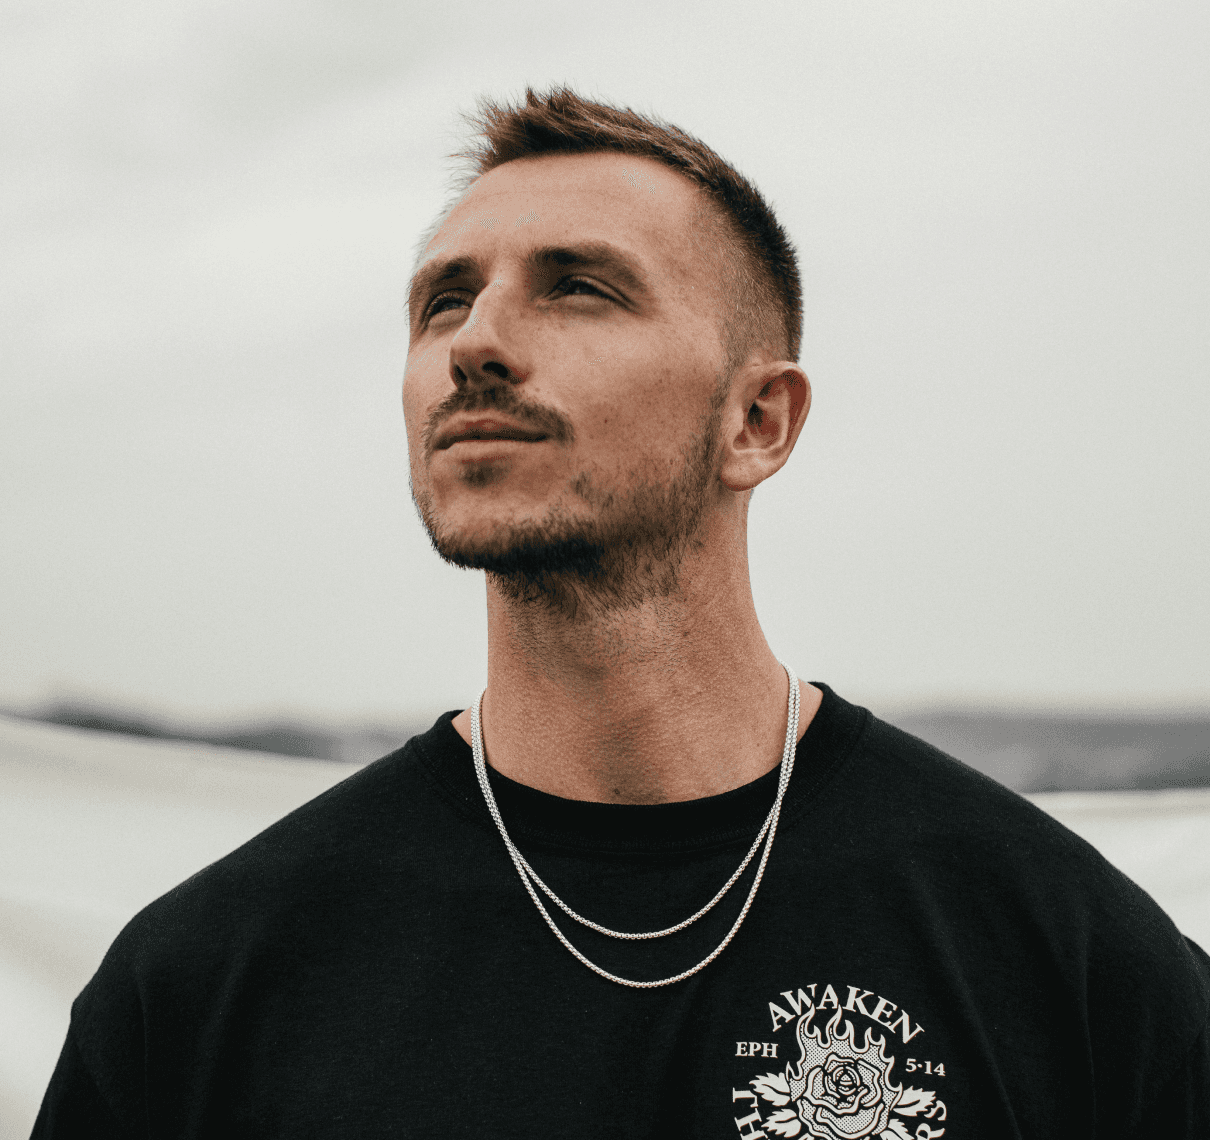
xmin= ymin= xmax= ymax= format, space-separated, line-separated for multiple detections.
xmin=797 ymin=1052 xmax=893 ymax=1138
xmin=770 ymin=1008 xmax=901 ymax=1140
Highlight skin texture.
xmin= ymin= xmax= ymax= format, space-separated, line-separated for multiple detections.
xmin=404 ymin=151 xmax=820 ymax=804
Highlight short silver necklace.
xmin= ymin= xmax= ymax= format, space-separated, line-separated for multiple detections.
xmin=470 ymin=663 xmax=800 ymax=989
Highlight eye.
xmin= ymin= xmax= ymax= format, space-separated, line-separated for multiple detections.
xmin=553 ymin=276 xmax=610 ymax=299
xmin=424 ymin=291 xmax=470 ymax=321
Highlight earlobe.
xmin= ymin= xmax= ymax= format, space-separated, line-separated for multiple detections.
xmin=719 ymin=363 xmax=811 ymax=493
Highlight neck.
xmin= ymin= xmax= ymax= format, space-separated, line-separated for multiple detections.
xmin=452 ymin=537 xmax=820 ymax=804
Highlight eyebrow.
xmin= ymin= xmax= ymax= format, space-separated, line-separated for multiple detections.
xmin=406 ymin=256 xmax=477 ymax=323
xmin=406 ymin=242 xmax=650 ymax=324
xmin=526 ymin=243 xmax=650 ymax=299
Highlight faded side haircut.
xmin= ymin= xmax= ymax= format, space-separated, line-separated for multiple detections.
xmin=450 ymin=86 xmax=803 ymax=367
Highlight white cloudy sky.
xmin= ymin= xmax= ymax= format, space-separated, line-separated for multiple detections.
xmin=2 ymin=0 xmax=1207 ymax=723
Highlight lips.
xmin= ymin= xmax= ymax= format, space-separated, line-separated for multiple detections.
xmin=432 ymin=417 xmax=549 ymax=451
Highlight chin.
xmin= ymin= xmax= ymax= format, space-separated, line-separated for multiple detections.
xmin=418 ymin=502 xmax=706 ymax=620
xmin=424 ymin=508 xmax=605 ymax=581
xmin=410 ymin=425 xmax=719 ymax=612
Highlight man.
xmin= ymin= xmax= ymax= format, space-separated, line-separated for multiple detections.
xmin=35 ymin=88 xmax=1208 ymax=1138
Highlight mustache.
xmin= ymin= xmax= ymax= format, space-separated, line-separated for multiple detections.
xmin=422 ymin=386 xmax=575 ymax=459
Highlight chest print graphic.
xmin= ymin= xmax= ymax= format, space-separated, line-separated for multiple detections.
xmin=731 ymin=984 xmax=948 ymax=1140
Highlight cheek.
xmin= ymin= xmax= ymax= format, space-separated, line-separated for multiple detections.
xmin=581 ymin=357 xmax=712 ymax=451
xmin=400 ymin=399 xmax=422 ymax=461
xmin=400 ymin=403 xmax=436 ymax=491
xmin=401 ymin=360 xmax=439 ymax=449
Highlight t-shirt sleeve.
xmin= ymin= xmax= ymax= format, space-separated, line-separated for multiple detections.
xmin=30 ymin=1028 xmax=130 ymax=1140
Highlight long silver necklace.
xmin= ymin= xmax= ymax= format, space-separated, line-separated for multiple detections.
xmin=470 ymin=663 xmax=800 ymax=988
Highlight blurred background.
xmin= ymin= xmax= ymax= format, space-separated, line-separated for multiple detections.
xmin=2 ymin=0 xmax=1209 ymax=1132
xmin=4 ymin=0 xmax=1208 ymax=742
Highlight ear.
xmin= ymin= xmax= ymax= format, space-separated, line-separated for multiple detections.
xmin=718 ymin=362 xmax=811 ymax=493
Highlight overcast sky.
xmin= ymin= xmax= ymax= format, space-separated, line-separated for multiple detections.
xmin=2 ymin=0 xmax=1207 ymax=724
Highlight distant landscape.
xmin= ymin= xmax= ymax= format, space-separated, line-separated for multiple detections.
xmin=888 ymin=710 xmax=1210 ymax=792
xmin=14 ymin=701 xmax=430 ymax=767
xmin=9 ymin=700 xmax=1210 ymax=793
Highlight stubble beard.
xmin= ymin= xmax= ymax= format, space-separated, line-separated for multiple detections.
xmin=412 ymin=393 xmax=725 ymax=620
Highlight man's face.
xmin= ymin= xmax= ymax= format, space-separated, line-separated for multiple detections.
xmin=403 ymin=152 xmax=732 ymax=602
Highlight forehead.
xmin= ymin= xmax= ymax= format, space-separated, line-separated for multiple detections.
xmin=417 ymin=152 xmax=707 ymax=278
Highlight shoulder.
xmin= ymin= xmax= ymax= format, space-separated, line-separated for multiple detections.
xmin=64 ymin=712 xmax=483 ymax=1126
xmin=820 ymin=690 xmax=1210 ymax=1053
xmin=84 ymin=712 xmax=471 ymax=988
xmin=811 ymin=690 xmax=1210 ymax=1125
xmin=804 ymin=686 xmax=1091 ymax=863
xmin=808 ymin=685 xmax=1210 ymax=993
xmin=851 ymin=708 xmax=1180 ymax=932
xmin=839 ymin=699 xmax=1129 ymax=873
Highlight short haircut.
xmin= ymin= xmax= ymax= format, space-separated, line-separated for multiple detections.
xmin=449 ymin=86 xmax=803 ymax=367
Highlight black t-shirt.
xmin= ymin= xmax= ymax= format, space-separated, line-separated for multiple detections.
xmin=33 ymin=685 xmax=1210 ymax=1138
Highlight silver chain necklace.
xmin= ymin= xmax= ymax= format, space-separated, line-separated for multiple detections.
xmin=470 ymin=662 xmax=801 ymax=988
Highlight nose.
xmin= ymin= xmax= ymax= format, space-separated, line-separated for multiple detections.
xmin=448 ymin=281 xmax=529 ymax=388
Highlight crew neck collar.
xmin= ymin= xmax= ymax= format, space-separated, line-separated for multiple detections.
xmin=410 ymin=683 xmax=867 ymax=855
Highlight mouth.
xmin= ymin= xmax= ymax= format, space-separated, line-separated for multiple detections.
xmin=433 ymin=417 xmax=550 ymax=451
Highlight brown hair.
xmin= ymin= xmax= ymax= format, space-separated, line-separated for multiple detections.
xmin=453 ymin=86 xmax=803 ymax=366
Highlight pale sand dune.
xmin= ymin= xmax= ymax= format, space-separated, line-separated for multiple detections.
xmin=2 ymin=716 xmax=1208 ymax=1138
